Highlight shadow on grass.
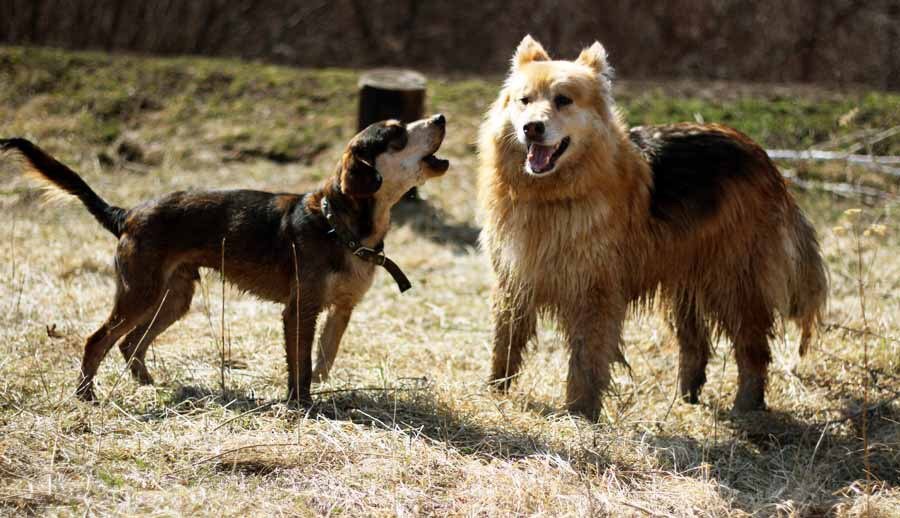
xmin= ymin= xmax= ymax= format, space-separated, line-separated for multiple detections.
xmin=391 ymin=197 xmax=480 ymax=254
xmin=140 ymin=382 xmax=610 ymax=468
xmin=647 ymin=396 xmax=900 ymax=511
xmin=140 ymin=379 xmax=898 ymax=511
xmin=135 ymin=384 xmax=268 ymax=420
xmin=312 ymin=388 xmax=592 ymax=462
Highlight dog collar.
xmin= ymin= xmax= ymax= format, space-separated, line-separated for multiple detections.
xmin=320 ymin=196 xmax=411 ymax=293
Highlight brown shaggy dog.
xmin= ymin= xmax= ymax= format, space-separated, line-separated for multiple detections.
xmin=478 ymin=36 xmax=827 ymax=418
xmin=1 ymin=116 xmax=448 ymax=403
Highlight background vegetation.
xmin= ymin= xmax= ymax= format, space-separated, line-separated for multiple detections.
xmin=1 ymin=0 xmax=899 ymax=89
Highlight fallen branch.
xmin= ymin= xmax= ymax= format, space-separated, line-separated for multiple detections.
xmin=845 ymin=126 xmax=900 ymax=154
xmin=784 ymin=176 xmax=893 ymax=202
xmin=815 ymin=128 xmax=884 ymax=151
xmin=767 ymin=148 xmax=900 ymax=178
xmin=824 ymin=323 xmax=900 ymax=345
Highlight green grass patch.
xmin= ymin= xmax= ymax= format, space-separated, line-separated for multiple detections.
xmin=4 ymin=46 xmax=898 ymax=156
xmin=622 ymin=92 xmax=900 ymax=153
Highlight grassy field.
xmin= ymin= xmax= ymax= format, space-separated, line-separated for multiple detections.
xmin=1 ymin=47 xmax=898 ymax=516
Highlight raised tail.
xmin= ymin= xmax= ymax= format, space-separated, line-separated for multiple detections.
xmin=787 ymin=210 xmax=828 ymax=356
xmin=1 ymin=138 xmax=126 ymax=237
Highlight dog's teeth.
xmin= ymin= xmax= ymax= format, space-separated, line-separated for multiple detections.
xmin=528 ymin=143 xmax=556 ymax=172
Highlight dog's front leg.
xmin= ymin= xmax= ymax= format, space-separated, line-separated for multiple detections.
xmin=312 ymin=306 xmax=353 ymax=382
xmin=282 ymin=293 xmax=322 ymax=404
xmin=561 ymin=295 xmax=627 ymax=420
xmin=488 ymin=283 xmax=536 ymax=392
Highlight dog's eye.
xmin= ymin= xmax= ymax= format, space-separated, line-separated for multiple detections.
xmin=519 ymin=96 xmax=531 ymax=105
xmin=388 ymin=130 xmax=408 ymax=151
xmin=554 ymin=95 xmax=573 ymax=108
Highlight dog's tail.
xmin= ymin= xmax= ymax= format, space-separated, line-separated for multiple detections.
xmin=786 ymin=209 xmax=828 ymax=356
xmin=1 ymin=138 xmax=126 ymax=237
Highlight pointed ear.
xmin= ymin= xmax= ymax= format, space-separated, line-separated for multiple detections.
xmin=575 ymin=41 xmax=610 ymax=76
xmin=512 ymin=35 xmax=550 ymax=69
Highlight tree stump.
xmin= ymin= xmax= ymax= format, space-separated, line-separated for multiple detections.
xmin=358 ymin=69 xmax=428 ymax=201
xmin=357 ymin=69 xmax=426 ymax=131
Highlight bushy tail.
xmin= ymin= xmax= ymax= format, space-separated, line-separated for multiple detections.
xmin=788 ymin=210 xmax=828 ymax=356
xmin=1 ymin=138 xmax=126 ymax=237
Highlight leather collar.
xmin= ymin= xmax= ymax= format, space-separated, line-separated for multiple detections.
xmin=321 ymin=196 xmax=411 ymax=293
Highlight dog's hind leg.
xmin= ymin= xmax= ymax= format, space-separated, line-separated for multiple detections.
xmin=673 ymin=295 xmax=711 ymax=404
xmin=489 ymin=287 xmax=536 ymax=392
xmin=312 ymin=306 xmax=353 ymax=382
xmin=77 ymin=246 xmax=168 ymax=401
xmin=117 ymin=266 xmax=198 ymax=385
xmin=78 ymin=316 xmax=137 ymax=401
xmin=721 ymin=292 xmax=774 ymax=413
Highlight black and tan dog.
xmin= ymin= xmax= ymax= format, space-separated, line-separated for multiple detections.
xmin=1 ymin=115 xmax=449 ymax=403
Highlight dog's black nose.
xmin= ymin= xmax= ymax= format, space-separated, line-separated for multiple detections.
xmin=524 ymin=121 xmax=545 ymax=140
xmin=433 ymin=114 xmax=446 ymax=128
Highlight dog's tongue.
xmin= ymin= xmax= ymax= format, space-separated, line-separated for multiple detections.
xmin=527 ymin=143 xmax=555 ymax=172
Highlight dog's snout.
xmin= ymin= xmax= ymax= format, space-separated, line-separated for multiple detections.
xmin=524 ymin=121 xmax=545 ymax=140
xmin=432 ymin=114 xmax=446 ymax=128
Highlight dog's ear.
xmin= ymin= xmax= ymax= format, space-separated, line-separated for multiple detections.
xmin=355 ymin=120 xmax=408 ymax=154
xmin=340 ymin=151 xmax=383 ymax=197
xmin=575 ymin=41 xmax=612 ymax=78
xmin=379 ymin=121 xmax=408 ymax=151
xmin=512 ymin=35 xmax=550 ymax=69
xmin=338 ymin=120 xmax=408 ymax=197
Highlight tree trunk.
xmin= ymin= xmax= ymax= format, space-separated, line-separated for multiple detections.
xmin=357 ymin=68 xmax=426 ymax=131
xmin=357 ymin=69 xmax=427 ymax=200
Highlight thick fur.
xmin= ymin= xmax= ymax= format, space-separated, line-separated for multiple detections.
xmin=478 ymin=36 xmax=827 ymax=418
xmin=1 ymin=116 xmax=448 ymax=403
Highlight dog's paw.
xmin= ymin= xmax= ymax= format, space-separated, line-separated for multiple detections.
xmin=75 ymin=385 xmax=97 ymax=403
xmin=487 ymin=377 xmax=513 ymax=394
xmin=311 ymin=367 xmax=329 ymax=384
xmin=286 ymin=389 xmax=313 ymax=407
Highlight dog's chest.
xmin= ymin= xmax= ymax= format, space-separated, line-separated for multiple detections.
xmin=491 ymin=199 xmax=618 ymax=296
xmin=324 ymin=258 xmax=376 ymax=309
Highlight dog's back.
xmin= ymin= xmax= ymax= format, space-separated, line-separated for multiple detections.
xmin=630 ymin=123 xmax=827 ymax=356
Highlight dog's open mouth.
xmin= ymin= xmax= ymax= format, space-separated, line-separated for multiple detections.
xmin=423 ymin=154 xmax=450 ymax=174
xmin=527 ymin=137 xmax=570 ymax=175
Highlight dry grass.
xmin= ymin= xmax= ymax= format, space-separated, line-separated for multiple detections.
xmin=1 ymin=47 xmax=899 ymax=517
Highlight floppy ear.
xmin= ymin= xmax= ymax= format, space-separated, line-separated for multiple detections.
xmin=340 ymin=152 xmax=382 ymax=197
xmin=575 ymin=41 xmax=611 ymax=77
xmin=512 ymin=35 xmax=550 ymax=69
